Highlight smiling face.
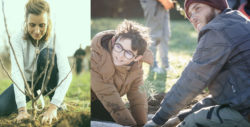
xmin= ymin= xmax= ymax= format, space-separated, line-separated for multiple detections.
xmin=111 ymin=37 xmax=142 ymax=66
xmin=27 ymin=12 xmax=48 ymax=41
xmin=188 ymin=3 xmax=219 ymax=32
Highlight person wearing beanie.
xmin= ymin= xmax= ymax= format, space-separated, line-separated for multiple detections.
xmin=144 ymin=0 xmax=250 ymax=126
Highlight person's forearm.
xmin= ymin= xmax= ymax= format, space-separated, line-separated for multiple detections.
xmin=48 ymin=103 xmax=58 ymax=110
xmin=18 ymin=107 xmax=27 ymax=113
xmin=152 ymin=108 xmax=171 ymax=125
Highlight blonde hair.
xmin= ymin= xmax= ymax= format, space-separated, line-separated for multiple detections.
xmin=23 ymin=0 xmax=51 ymax=42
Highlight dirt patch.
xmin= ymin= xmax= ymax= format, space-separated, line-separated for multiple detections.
xmin=148 ymin=91 xmax=209 ymax=114
xmin=54 ymin=111 xmax=90 ymax=127
xmin=0 ymin=111 xmax=90 ymax=127
xmin=148 ymin=93 xmax=166 ymax=114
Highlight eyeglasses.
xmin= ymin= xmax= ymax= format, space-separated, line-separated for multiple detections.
xmin=113 ymin=43 xmax=135 ymax=59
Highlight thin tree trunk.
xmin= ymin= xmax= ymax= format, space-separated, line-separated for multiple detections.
xmin=32 ymin=100 xmax=37 ymax=120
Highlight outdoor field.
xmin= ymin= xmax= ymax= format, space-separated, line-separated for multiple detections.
xmin=91 ymin=18 xmax=209 ymax=127
xmin=0 ymin=18 xmax=198 ymax=127
xmin=92 ymin=18 xmax=198 ymax=93
xmin=0 ymin=62 xmax=90 ymax=127
xmin=92 ymin=18 xmax=210 ymax=123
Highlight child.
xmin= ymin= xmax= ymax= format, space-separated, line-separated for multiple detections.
xmin=91 ymin=20 xmax=153 ymax=126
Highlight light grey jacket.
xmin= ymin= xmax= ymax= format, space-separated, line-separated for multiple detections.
xmin=10 ymin=31 xmax=72 ymax=109
xmin=152 ymin=9 xmax=250 ymax=125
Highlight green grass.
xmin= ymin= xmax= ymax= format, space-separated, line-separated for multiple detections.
xmin=65 ymin=71 xmax=90 ymax=112
xmin=92 ymin=18 xmax=198 ymax=94
xmin=0 ymin=68 xmax=90 ymax=126
xmin=0 ymin=78 xmax=12 ymax=92
xmin=0 ymin=69 xmax=90 ymax=113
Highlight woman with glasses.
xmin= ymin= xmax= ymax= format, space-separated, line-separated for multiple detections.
xmin=91 ymin=20 xmax=153 ymax=126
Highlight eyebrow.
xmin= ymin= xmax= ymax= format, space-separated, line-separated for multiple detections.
xmin=189 ymin=4 xmax=199 ymax=16
xmin=116 ymin=42 xmax=135 ymax=55
xmin=116 ymin=42 xmax=131 ymax=51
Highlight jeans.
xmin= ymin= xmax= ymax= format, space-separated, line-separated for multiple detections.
xmin=140 ymin=0 xmax=170 ymax=68
xmin=0 ymin=48 xmax=58 ymax=115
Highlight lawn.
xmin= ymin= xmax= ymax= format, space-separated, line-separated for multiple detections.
xmin=0 ymin=65 xmax=90 ymax=127
xmin=91 ymin=18 xmax=198 ymax=94
xmin=0 ymin=18 xmax=199 ymax=126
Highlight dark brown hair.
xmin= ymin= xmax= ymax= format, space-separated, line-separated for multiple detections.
xmin=114 ymin=20 xmax=151 ymax=56
xmin=23 ymin=0 xmax=51 ymax=42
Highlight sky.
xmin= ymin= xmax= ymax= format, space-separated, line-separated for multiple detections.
xmin=0 ymin=0 xmax=90 ymax=56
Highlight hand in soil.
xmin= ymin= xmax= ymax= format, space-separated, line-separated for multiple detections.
xmin=144 ymin=120 xmax=160 ymax=127
xmin=41 ymin=104 xmax=58 ymax=124
xmin=16 ymin=107 xmax=31 ymax=123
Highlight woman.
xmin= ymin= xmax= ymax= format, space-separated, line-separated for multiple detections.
xmin=91 ymin=20 xmax=153 ymax=126
xmin=0 ymin=0 xmax=72 ymax=124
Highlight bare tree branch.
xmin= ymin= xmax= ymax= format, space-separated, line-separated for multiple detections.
xmin=33 ymin=56 xmax=49 ymax=90
xmin=0 ymin=58 xmax=27 ymax=95
xmin=44 ymin=62 xmax=74 ymax=98
xmin=2 ymin=0 xmax=32 ymax=97
xmin=39 ymin=59 xmax=50 ymax=93
xmin=2 ymin=0 xmax=73 ymax=119
xmin=33 ymin=30 xmax=57 ymax=102
xmin=39 ymin=33 xmax=56 ymax=97
xmin=31 ymin=40 xmax=40 ymax=93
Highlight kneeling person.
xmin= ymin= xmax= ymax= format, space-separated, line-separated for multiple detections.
xmin=91 ymin=20 xmax=153 ymax=126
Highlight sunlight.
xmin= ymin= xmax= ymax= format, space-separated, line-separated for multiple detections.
xmin=0 ymin=0 xmax=90 ymax=56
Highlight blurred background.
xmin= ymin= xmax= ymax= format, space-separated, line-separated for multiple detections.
xmin=91 ymin=0 xmax=197 ymax=94
xmin=91 ymin=0 xmax=185 ymax=19
xmin=91 ymin=0 xmax=249 ymax=121
xmin=0 ymin=0 xmax=91 ymax=126
xmin=91 ymin=0 xmax=198 ymax=121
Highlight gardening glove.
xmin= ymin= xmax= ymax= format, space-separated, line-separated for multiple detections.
xmin=41 ymin=103 xmax=58 ymax=124
xmin=144 ymin=120 xmax=160 ymax=127
xmin=16 ymin=107 xmax=31 ymax=123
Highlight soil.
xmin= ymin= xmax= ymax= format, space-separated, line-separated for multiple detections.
xmin=148 ymin=91 xmax=209 ymax=114
xmin=0 ymin=110 xmax=90 ymax=127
